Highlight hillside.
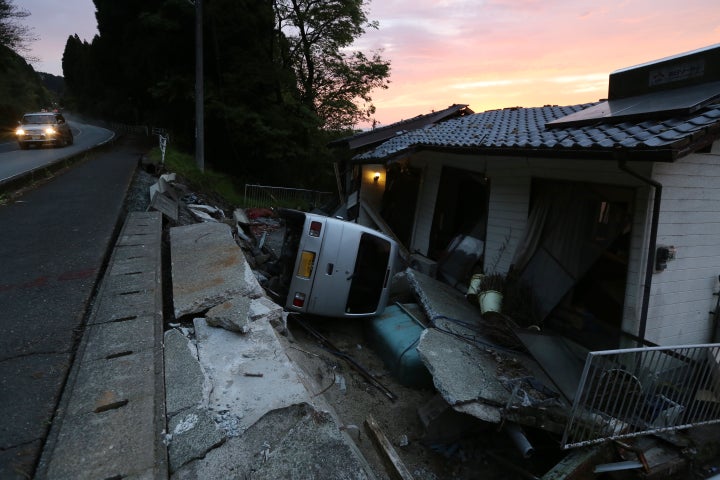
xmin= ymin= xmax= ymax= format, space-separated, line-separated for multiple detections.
xmin=0 ymin=44 xmax=53 ymax=131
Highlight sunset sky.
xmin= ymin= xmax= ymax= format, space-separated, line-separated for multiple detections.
xmin=23 ymin=0 xmax=720 ymax=127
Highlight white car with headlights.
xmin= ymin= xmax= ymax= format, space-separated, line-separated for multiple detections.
xmin=16 ymin=112 xmax=73 ymax=149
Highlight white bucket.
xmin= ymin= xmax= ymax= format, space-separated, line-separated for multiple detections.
xmin=478 ymin=290 xmax=503 ymax=314
xmin=466 ymin=274 xmax=484 ymax=301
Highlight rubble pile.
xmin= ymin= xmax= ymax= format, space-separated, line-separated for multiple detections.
xmin=148 ymin=170 xmax=720 ymax=479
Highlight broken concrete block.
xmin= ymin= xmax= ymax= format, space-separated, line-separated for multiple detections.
xmin=168 ymin=408 xmax=225 ymax=473
xmin=417 ymin=328 xmax=508 ymax=423
xmin=249 ymin=296 xmax=284 ymax=330
xmin=187 ymin=208 xmax=219 ymax=223
xmin=406 ymin=268 xmax=483 ymax=331
xmin=170 ymin=222 xmax=264 ymax=318
xmin=206 ymin=294 xmax=284 ymax=334
xmin=206 ymin=296 xmax=252 ymax=333
xmin=161 ymin=172 xmax=177 ymax=183
xmin=150 ymin=191 xmax=179 ymax=222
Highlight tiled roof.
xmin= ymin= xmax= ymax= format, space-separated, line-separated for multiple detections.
xmin=331 ymin=104 xmax=472 ymax=150
xmin=353 ymin=102 xmax=720 ymax=163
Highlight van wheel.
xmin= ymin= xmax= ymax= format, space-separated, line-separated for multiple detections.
xmin=19 ymin=143 xmax=29 ymax=150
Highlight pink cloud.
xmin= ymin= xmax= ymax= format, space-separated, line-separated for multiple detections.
xmin=23 ymin=0 xmax=98 ymax=75
xmin=357 ymin=0 xmax=720 ymax=127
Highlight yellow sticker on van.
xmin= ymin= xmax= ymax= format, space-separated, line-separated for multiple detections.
xmin=298 ymin=251 xmax=315 ymax=278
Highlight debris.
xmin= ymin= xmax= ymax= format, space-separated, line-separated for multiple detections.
xmin=335 ymin=374 xmax=347 ymax=393
xmin=417 ymin=394 xmax=481 ymax=443
xmin=187 ymin=204 xmax=225 ymax=223
xmin=181 ymin=193 xmax=198 ymax=204
xmin=243 ymin=372 xmax=264 ymax=377
xmin=593 ymin=460 xmax=644 ymax=473
xmin=245 ymin=207 xmax=274 ymax=219
xmin=365 ymin=414 xmax=415 ymax=480
xmin=504 ymin=422 xmax=534 ymax=459
xmin=160 ymin=172 xmax=177 ymax=183
xmin=233 ymin=208 xmax=250 ymax=225
xmin=148 ymin=174 xmax=179 ymax=221
xmin=484 ymin=450 xmax=539 ymax=480
xmin=291 ymin=314 xmax=397 ymax=402
xmin=313 ymin=374 xmax=338 ymax=398
xmin=150 ymin=190 xmax=178 ymax=222
xmin=288 ymin=346 xmax=320 ymax=357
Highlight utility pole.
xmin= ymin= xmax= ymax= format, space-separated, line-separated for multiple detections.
xmin=195 ymin=0 xmax=205 ymax=172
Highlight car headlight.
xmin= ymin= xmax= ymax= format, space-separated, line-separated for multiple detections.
xmin=15 ymin=128 xmax=24 ymax=136
xmin=45 ymin=127 xmax=57 ymax=135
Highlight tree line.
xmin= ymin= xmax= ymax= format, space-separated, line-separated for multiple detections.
xmin=61 ymin=0 xmax=390 ymax=187
xmin=0 ymin=0 xmax=54 ymax=130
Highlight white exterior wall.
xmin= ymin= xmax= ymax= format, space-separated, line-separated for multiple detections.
xmin=644 ymin=149 xmax=720 ymax=345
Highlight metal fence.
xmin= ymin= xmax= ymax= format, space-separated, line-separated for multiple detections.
xmin=562 ymin=343 xmax=720 ymax=449
xmin=243 ymin=184 xmax=335 ymax=210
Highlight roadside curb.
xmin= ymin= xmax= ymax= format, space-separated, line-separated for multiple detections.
xmin=35 ymin=211 xmax=167 ymax=479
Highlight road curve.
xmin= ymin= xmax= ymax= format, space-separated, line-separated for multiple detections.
xmin=0 ymin=119 xmax=115 ymax=185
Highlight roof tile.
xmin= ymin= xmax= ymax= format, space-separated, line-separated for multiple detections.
xmin=354 ymin=102 xmax=720 ymax=162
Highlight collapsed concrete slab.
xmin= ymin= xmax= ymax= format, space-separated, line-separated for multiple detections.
xmin=193 ymin=318 xmax=311 ymax=434
xmin=405 ymin=268 xmax=486 ymax=333
xmin=170 ymin=222 xmax=264 ymax=318
xmin=407 ymin=268 xmax=568 ymax=432
xmin=164 ymin=314 xmax=376 ymax=478
xmin=172 ymin=403 xmax=376 ymax=480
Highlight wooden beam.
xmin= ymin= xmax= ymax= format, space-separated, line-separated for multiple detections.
xmin=364 ymin=415 xmax=414 ymax=480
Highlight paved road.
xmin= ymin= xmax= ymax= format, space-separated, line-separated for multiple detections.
xmin=0 ymin=135 xmax=151 ymax=479
xmin=0 ymin=118 xmax=114 ymax=184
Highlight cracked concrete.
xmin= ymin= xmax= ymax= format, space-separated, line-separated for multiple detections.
xmin=165 ymin=221 xmax=377 ymax=478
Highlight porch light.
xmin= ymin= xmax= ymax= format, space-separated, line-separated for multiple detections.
xmin=373 ymin=172 xmax=380 ymax=183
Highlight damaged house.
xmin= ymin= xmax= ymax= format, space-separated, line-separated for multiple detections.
xmin=333 ymin=43 xmax=720 ymax=461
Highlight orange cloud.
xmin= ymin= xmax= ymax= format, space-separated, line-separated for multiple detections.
xmin=358 ymin=0 xmax=720 ymax=128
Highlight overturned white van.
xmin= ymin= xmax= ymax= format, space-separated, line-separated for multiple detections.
xmin=269 ymin=209 xmax=398 ymax=318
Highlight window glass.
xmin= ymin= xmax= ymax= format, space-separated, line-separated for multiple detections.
xmin=346 ymin=233 xmax=390 ymax=313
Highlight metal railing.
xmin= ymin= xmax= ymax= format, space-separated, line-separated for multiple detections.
xmin=562 ymin=343 xmax=720 ymax=449
xmin=243 ymin=184 xmax=335 ymax=210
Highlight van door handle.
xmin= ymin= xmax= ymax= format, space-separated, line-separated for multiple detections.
xmin=326 ymin=263 xmax=334 ymax=275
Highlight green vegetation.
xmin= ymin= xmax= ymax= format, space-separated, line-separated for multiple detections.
xmin=0 ymin=1 xmax=55 ymax=130
xmin=147 ymin=145 xmax=247 ymax=206
xmin=0 ymin=44 xmax=52 ymax=130
xmin=61 ymin=0 xmax=386 ymax=189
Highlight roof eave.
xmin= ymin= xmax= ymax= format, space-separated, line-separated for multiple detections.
xmin=353 ymin=143 xmax=687 ymax=164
